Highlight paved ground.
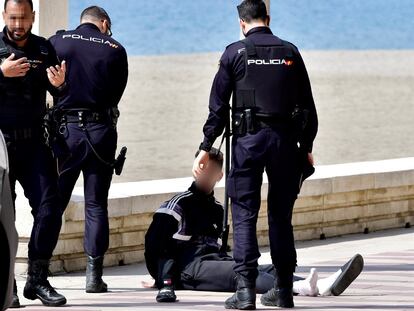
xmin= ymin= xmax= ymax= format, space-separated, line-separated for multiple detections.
xmin=14 ymin=227 xmax=414 ymax=311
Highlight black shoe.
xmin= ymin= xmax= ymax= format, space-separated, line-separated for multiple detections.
xmin=329 ymin=254 xmax=364 ymax=296
xmin=224 ymin=276 xmax=256 ymax=310
xmin=225 ymin=288 xmax=256 ymax=310
xmin=85 ymin=255 xmax=108 ymax=293
xmin=260 ymin=288 xmax=294 ymax=308
xmin=23 ymin=260 xmax=67 ymax=307
xmin=156 ymin=286 xmax=177 ymax=303
xmin=9 ymin=279 xmax=21 ymax=308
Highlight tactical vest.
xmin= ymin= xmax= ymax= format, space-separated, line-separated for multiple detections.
xmin=0 ymin=36 xmax=50 ymax=129
xmin=233 ymin=37 xmax=299 ymax=117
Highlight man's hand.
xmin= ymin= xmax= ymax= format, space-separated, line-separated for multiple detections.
xmin=308 ymin=153 xmax=314 ymax=166
xmin=47 ymin=60 xmax=66 ymax=88
xmin=192 ymin=150 xmax=209 ymax=178
xmin=141 ymin=279 xmax=157 ymax=289
xmin=0 ymin=53 xmax=30 ymax=77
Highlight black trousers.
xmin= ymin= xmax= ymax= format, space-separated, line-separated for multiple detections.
xmin=227 ymin=127 xmax=301 ymax=284
xmin=56 ymin=122 xmax=117 ymax=257
xmin=179 ymin=253 xmax=303 ymax=294
xmin=5 ymin=134 xmax=62 ymax=261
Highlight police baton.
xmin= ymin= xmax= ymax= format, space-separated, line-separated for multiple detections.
xmin=219 ymin=114 xmax=231 ymax=253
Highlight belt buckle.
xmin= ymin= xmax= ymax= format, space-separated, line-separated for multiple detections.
xmin=78 ymin=111 xmax=85 ymax=128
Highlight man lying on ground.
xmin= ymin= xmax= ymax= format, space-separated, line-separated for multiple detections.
xmin=144 ymin=148 xmax=364 ymax=302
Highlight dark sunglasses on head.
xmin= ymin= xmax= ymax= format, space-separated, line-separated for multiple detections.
xmin=102 ymin=19 xmax=112 ymax=37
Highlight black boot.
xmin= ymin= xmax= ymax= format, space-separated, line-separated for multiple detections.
xmin=23 ymin=259 xmax=67 ymax=307
xmin=85 ymin=256 xmax=108 ymax=293
xmin=9 ymin=279 xmax=21 ymax=308
xmin=225 ymin=275 xmax=256 ymax=310
xmin=260 ymin=271 xmax=294 ymax=308
xmin=260 ymin=288 xmax=294 ymax=308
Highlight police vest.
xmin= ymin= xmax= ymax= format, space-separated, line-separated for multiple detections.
xmin=233 ymin=37 xmax=299 ymax=117
xmin=0 ymin=36 xmax=51 ymax=129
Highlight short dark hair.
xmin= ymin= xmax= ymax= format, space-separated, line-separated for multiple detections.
xmin=80 ymin=5 xmax=112 ymax=27
xmin=4 ymin=0 xmax=33 ymax=11
xmin=195 ymin=147 xmax=224 ymax=168
xmin=237 ymin=0 xmax=268 ymax=23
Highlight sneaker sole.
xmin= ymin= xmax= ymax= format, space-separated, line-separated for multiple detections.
xmin=24 ymin=289 xmax=67 ymax=307
xmin=330 ymin=254 xmax=364 ymax=296
xmin=156 ymin=297 xmax=177 ymax=303
xmin=224 ymin=303 xmax=256 ymax=310
xmin=260 ymin=298 xmax=294 ymax=308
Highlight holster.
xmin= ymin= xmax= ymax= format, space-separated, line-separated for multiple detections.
xmin=113 ymin=146 xmax=127 ymax=176
xmin=43 ymin=106 xmax=62 ymax=148
xmin=232 ymin=109 xmax=256 ymax=136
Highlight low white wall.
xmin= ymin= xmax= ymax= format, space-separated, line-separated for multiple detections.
xmin=15 ymin=157 xmax=414 ymax=273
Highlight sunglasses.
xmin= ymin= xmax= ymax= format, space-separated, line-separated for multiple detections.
xmin=102 ymin=19 xmax=112 ymax=37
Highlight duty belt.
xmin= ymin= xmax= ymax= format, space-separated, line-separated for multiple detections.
xmin=232 ymin=109 xmax=291 ymax=135
xmin=255 ymin=114 xmax=291 ymax=128
xmin=61 ymin=110 xmax=109 ymax=125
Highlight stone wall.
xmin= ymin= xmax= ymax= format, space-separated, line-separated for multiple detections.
xmin=15 ymin=157 xmax=414 ymax=273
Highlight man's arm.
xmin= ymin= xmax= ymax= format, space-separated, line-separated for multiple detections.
xmin=44 ymin=40 xmax=67 ymax=97
xmin=294 ymin=49 xmax=318 ymax=154
xmin=200 ymin=52 xmax=233 ymax=152
xmin=193 ymin=50 xmax=234 ymax=177
xmin=109 ymin=47 xmax=128 ymax=106
xmin=144 ymin=212 xmax=179 ymax=287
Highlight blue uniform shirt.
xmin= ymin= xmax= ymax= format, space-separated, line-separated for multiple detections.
xmin=201 ymin=27 xmax=318 ymax=152
xmin=49 ymin=23 xmax=128 ymax=110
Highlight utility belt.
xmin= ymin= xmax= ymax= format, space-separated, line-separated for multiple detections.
xmin=62 ymin=110 xmax=111 ymax=125
xmin=57 ymin=107 xmax=119 ymax=127
xmin=43 ymin=106 xmax=127 ymax=176
xmin=43 ymin=107 xmax=120 ymax=141
xmin=232 ymin=109 xmax=292 ymax=136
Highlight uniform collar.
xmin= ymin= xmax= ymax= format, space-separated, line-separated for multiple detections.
xmin=189 ymin=181 xmax=215 ymax=198
xmin=245 ymin=26 xmax=273 ymax=37
xmin=76 ymin=23 xmax=101 ymax=32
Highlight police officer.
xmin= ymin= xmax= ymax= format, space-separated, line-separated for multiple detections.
xmin=0 ymin=0 xmax=67 ymax=307
xmin=193 ymin=0 xmax=318 ymax=309
xmin=49 ymin=6 xmax=128 ymax=293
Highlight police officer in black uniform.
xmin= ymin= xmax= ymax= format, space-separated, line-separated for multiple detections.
xmin=193 ymin=0 xmax=318 ymax=309
xmin=0 ymin=0 xmax=67 ymax=308
xmin=49 ymin=6 xmax=128 ymax=294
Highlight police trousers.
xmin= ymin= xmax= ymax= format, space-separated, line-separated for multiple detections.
xmin=5 ymin=133 xmax=62 ymax=261
xmin=227 ymin=127 xmax=301 ymax=285
xmin=56 ymin=122 xmax=117 ymax=257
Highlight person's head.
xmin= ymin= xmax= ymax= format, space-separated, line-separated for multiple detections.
xmin=237 ymin=0 xmax=270 ymax=36
xmin=2 ymin=0 xmax=34 ymax=44
xmin=80 ymin=5 xmax=112 ymax=36
xmin=194 ymin=148 xmax=224 ymax=193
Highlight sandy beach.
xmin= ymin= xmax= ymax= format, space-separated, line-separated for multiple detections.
xmin=112 ymin=50 xmax=414 ymax=183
